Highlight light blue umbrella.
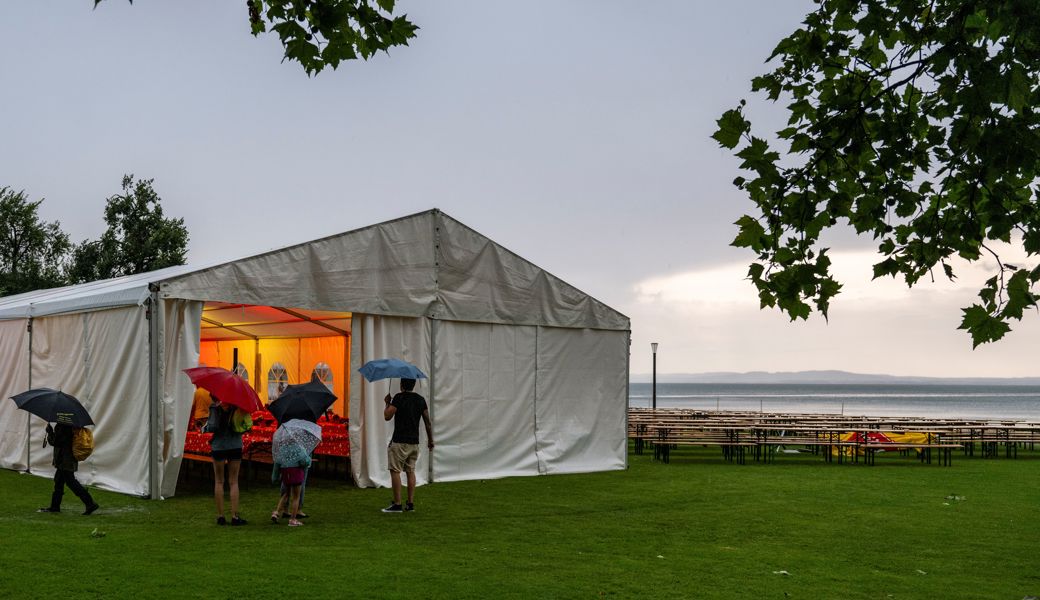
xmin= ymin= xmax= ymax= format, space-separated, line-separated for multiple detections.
xmin=358 ymin=358 xmax=427 ymax=382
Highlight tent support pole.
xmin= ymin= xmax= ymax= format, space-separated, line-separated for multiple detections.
xmin=25 ymin=317 xmax=33 ymax=474
xmin=427 ymin=317 xmax=436 ymax=484
xmin=147 ymin=290 xmax=162 ymax=499
xmin=624 ymin=330 xmax=631 ymax=470
xmin=534 ymin=327 xmax=542 ymax=474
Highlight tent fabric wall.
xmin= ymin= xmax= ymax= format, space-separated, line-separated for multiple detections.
xmin=534 ymin=327 xmax=628 ymax=475
xmin=434 ymin=214 xmax=629 ymax=331
xmin=27 ymin=313 xmax=86 ymax=475
xmin=158 ymin=210 xmax=629 ymax=332
xmin=254 ymin=339 xmax=300 ymax=403
xmin=349 ymin=314 xmax=430 ymax=488
xmin=159 ymin=215 xmax=438 ymax=316
xmin=159 ymin=300 xmax=203 ymax=498
xmin=0 ymin=319 xmax=29 ymax=470
xmin=298 ymin=336 xmax=348 ymax=414
xmin=199 ymin=340 xmax=258 ymax=386
xmin=431 ymin=321 xmax=540 ymax=482
xmin=29 ymin=308 xmax=151 ymax=496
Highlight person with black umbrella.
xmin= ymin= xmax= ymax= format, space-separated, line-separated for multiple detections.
xmin=9 ymin=388 xmax=99 ymax=516
xmin=38 ymin=420 xmax=98 ymax=515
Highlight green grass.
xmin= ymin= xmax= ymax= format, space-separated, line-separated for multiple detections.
xmin=2 ymin=447 xmax=1039 ymax=599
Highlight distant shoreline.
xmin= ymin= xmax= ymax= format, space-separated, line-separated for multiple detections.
xmin=626 ymin=380 xmax=1040 ymax=420
xmin=629 ymin=370 xmax=1040 ymax=386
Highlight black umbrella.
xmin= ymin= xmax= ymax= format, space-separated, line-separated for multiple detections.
xmin=268 ymin=377 xmax=337 ymax=424
xmin=10 ymin=388 xmax=94 ymax=427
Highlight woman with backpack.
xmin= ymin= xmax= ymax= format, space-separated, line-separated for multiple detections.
xmin=37 ymin=423 xmax=99 ymax=515
xmin=202 ymin=395 xmax=247 ymax=526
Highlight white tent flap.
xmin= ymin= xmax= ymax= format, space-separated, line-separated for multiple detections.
xmin=350 ymin=314 xmax=431 ymax=488
xmin=159 ymin=300 xmax=203 ymax=497
xmin=431 ymin=321 xmax=539 ymax=482
xmin=0 ymin=319 xmax=29 ymax=470
xmin=29 ymin=308 xmax=151 ymax=496
xmin=535 ymin=327 xmax=628 ymax=475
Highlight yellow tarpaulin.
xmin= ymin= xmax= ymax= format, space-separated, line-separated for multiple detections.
xmin=833 ymin=431 xmax=931 ymax=456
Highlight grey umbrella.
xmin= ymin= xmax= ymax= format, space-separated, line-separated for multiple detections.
xmin=271 ymin=419 xmax=322 ymax=468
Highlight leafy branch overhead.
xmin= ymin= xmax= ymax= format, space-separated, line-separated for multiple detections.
xmin=714 ymin=0 xmax=1040 ymax=347
xmin=94 ymin=0 xmax=418 ymax=75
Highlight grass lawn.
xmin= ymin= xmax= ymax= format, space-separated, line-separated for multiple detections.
xmin=1 ymin=446 xmax=1039 ymax=599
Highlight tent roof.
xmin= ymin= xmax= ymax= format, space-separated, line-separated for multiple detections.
xmin=0 ymin=209 xmax=629 ymax=331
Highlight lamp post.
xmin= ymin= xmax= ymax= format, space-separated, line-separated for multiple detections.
xmin=651 ymin=342 xmax=658 ymax=410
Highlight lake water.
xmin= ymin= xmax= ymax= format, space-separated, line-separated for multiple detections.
xmin=629 ymin=382 xmax=1040 ymax=421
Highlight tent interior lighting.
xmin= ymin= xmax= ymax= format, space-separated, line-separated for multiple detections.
xmin=200 ymin=302 xmax=352 ymax=341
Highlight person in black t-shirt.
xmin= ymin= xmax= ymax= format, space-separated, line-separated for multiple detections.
xmin=381 ymin=378 xmax=433 ymax=513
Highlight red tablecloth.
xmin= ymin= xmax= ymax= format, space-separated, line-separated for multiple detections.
xmin=184 ymin=423 xmax=349 ymax=457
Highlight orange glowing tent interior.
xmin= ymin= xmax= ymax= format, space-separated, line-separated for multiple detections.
xmin=195 ymin=302 xmax=351 ymax=417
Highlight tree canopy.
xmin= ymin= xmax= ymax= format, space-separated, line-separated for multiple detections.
xmin=94 ymin=0 xmax=418 ymax=75
xmin=0 ymin=189 xmax=72 ymax=296
xmin=68 ymin=175 xmax=189 ymax=284
xmin=714 ymin=0 xmax=1040 ymax=347
xmin=0 ymin=176 xmax=187 ymax=296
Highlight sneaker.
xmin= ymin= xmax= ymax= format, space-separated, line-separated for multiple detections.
xmin=230 ymin=516 xmax=248 ymax=526
xmin=270 ymin=511 xmax=279 ymax=524
xmin=82 ymin=503 xmax=99 ymax=516
xmin=216 ymin=516 xmax=227 ymax=526
xmin=381 ymin=503 xmax=403 ymax=513
xmin=288 ymin=519 xmax=304 ymax=527
xmin=37 ymin=507 xmax=59 ymax=513
xmin=404 ymin=502 xmax=415 ymax=512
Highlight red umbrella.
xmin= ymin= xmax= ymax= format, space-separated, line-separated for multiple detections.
xmin=183 ymin=367 xmax=262 ymax=413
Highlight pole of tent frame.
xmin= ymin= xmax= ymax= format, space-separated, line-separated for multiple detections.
xmin=26 ymin=317 xmax=33 ymax=473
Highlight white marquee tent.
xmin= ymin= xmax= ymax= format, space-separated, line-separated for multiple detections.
xmin=0 ymin=209 xmax=631 ymax=498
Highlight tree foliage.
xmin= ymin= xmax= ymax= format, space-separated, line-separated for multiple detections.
xmin=68 ymin=175 xmax=189 ymax=284
xmin=94 ymin=0 xmax=418 ymax=76
xmin=714 ymin=0 xmax=1040 ymax=347
xmin=0 ymin=189 xmax=72 ymax=296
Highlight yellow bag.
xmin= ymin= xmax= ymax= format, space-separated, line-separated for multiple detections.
xmin=72 ymin=427 xmax=94 ymax=462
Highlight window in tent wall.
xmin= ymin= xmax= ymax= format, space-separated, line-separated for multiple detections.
xmin=312 ymin=362 xmax=334 ymax=393
xmin=268 ymin=362 xmax=289 ymax=401
xmin=234 ymin=362 xmax=249 ymax=382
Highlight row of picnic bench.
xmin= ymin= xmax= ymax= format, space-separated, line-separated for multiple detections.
xmin=628 ymin=408 xmax=1040 ymax=466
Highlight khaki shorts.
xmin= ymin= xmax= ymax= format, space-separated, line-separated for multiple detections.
xmin=387 ymin=442 xmax=420 ymax=473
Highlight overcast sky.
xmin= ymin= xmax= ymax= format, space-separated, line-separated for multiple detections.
xmin=1 ymin=2 xmax=1037 ymax=378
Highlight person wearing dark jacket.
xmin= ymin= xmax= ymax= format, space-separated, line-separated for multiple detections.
xmin=38 ymin=423 xmax=99 ymax=515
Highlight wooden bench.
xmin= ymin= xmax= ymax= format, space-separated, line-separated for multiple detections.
xmin=183 ymin=452 xmax=213 ymax=463
xmin=860 ymin=443 xmax=962 ymax=466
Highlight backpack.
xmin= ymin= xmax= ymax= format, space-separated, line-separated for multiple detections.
xmin=72 ymin=427 xmax=94 ymax=462
xmin=231 ymin=409 xmax=253 ymax=433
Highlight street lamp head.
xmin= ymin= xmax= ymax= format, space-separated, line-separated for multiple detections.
xmin=651 ymin=342 xmax=658 ymax=353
